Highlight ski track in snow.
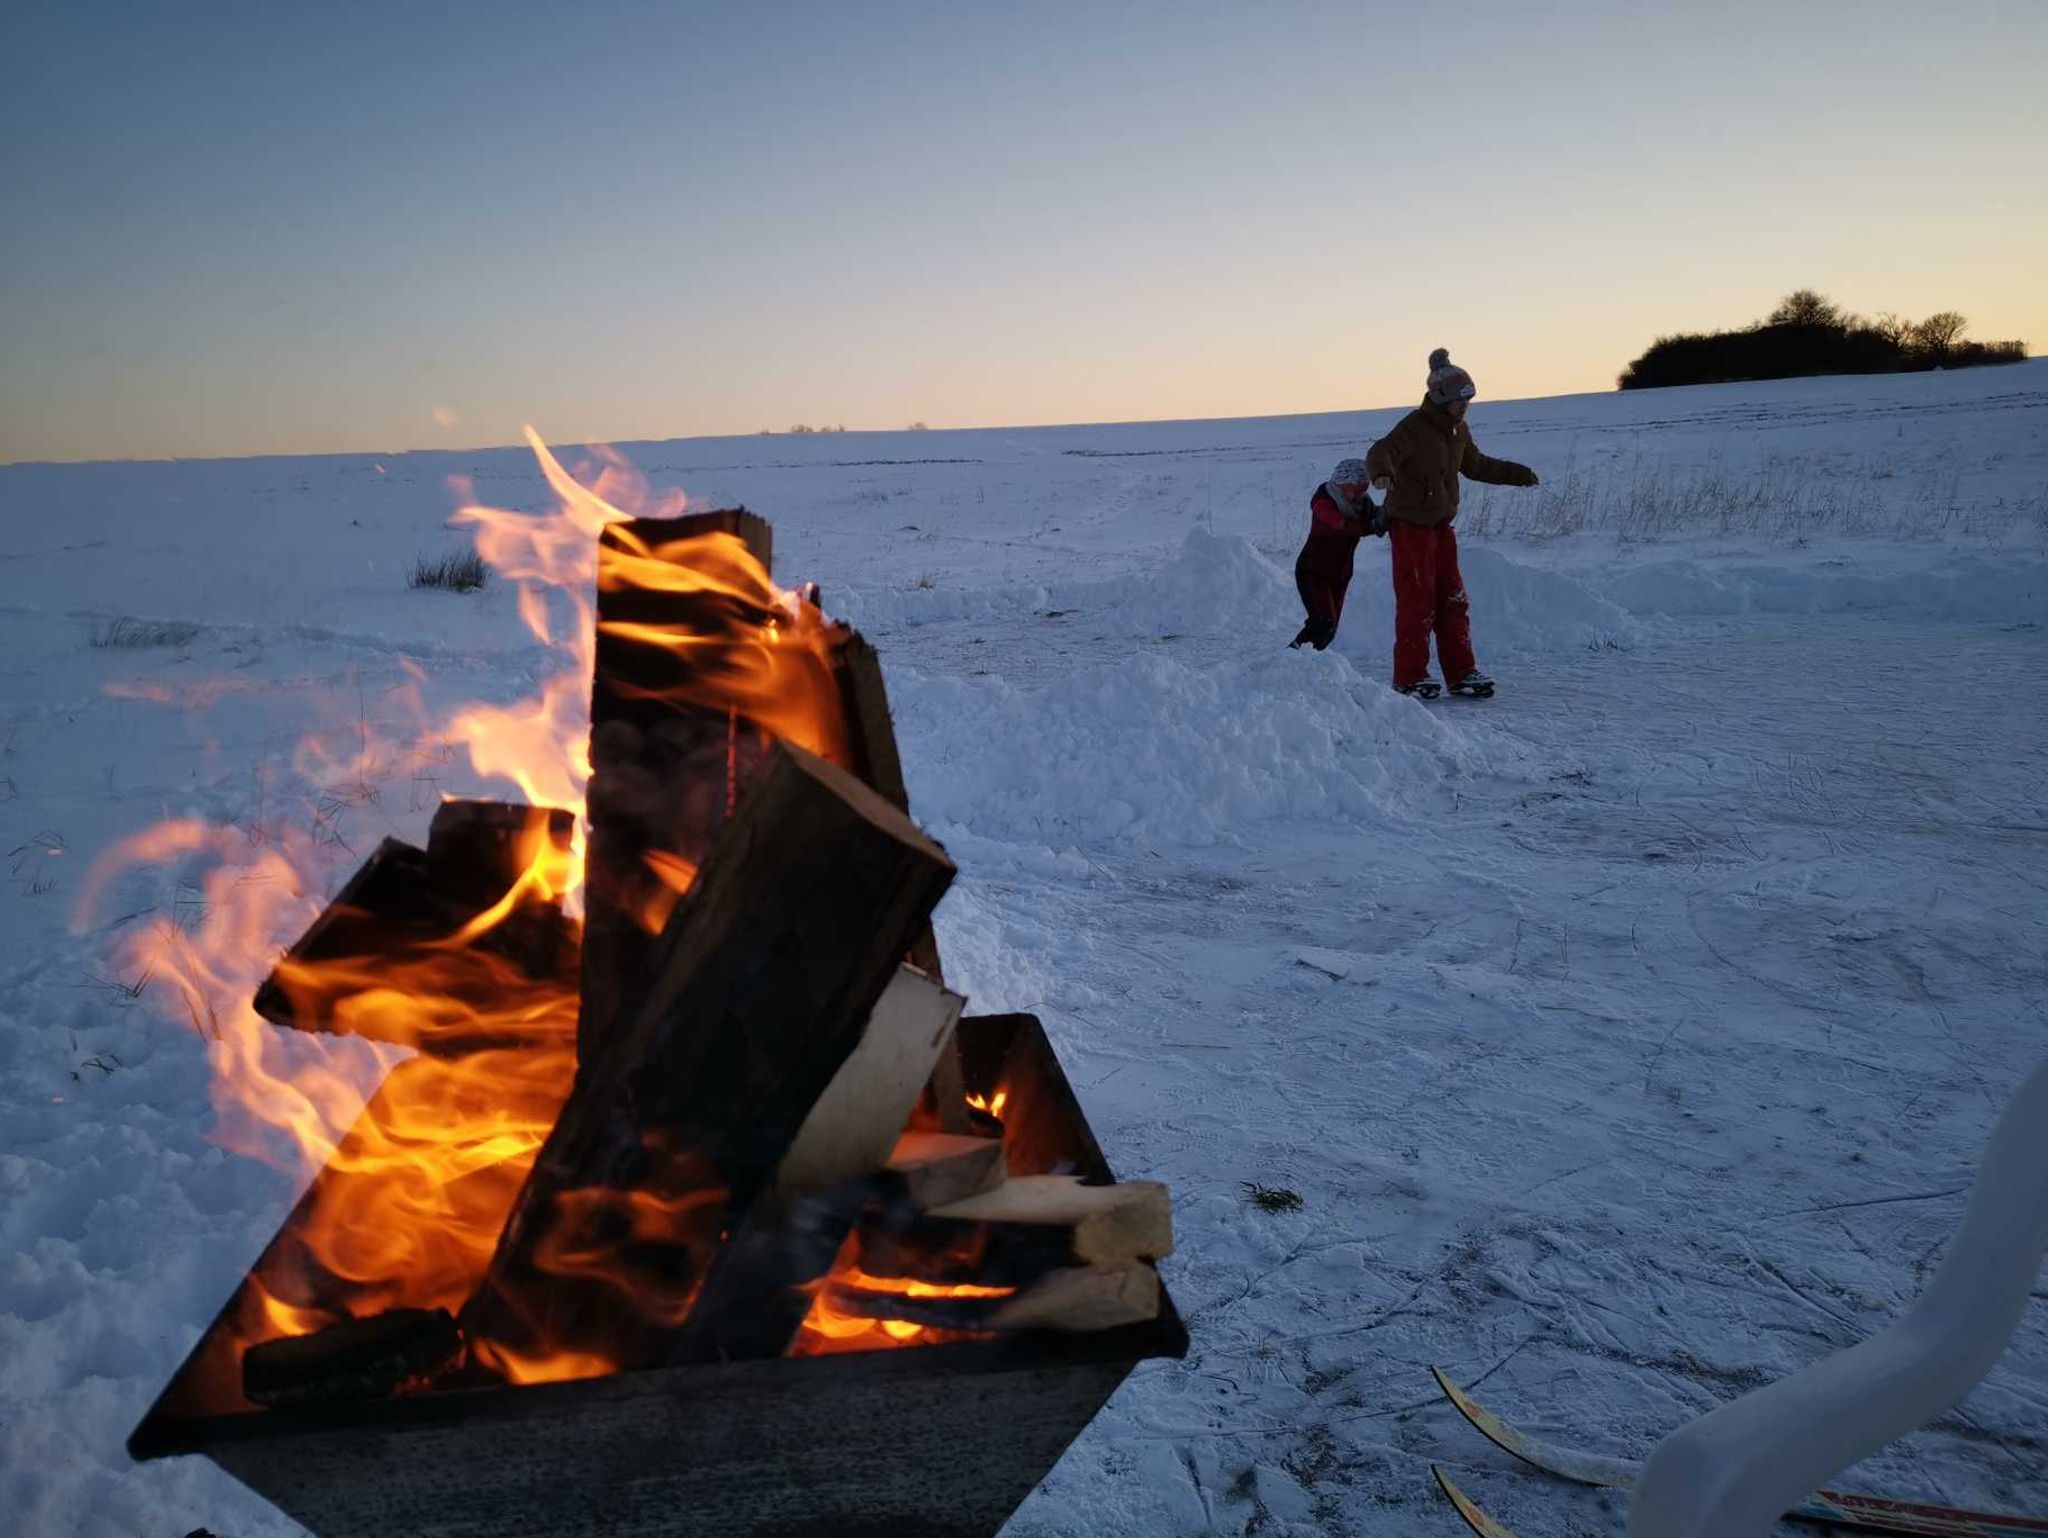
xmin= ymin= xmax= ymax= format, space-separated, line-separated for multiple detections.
xmin=2 ymin=363 xmax=2045 ymax=1537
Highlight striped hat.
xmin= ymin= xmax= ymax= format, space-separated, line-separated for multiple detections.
xmin=1426 ymin=348 xmax=1476 ymax=405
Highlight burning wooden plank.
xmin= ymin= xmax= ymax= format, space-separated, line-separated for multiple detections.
xmin=857 ymin=1176 xmax=1174 ymax=1289
xmin=463 ymin=739 xmax=955 ymax=1372
xmin=662 ymin=967 xmax=966 ymax=1365
xmin=579 ymin=508 xmax=783 ymax=1068
xmin=580 ymin=511 xmax=966 ymax=1127
xmin=251 ymin=802 xmax=575 ymax=1049
xmin=822 ymin=1263 xmax=1162 ymax=1335
xmin=241 ymin=1308 xmax=463 ymax=1409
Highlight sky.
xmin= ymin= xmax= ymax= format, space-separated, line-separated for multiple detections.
xmin=2 ymin=1 xmax=2043 ymax=463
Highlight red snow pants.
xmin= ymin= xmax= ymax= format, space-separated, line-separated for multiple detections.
xmin=1294 ymin=526 xmax=1360 ymax=627
xmin=1389 ymin=519 xmax=1476 ymax=688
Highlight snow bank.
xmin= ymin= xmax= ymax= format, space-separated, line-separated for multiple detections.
xmin=1113 ymin=527 xmax=1642 ymax=657
xmin=1104 ymin=525 xmax=1301 ymax=638
xmin=1321 ymin=538 xmax=1645 ymax=661
xmin=1600 ymin=550 xmax=2048 ymax=622
xmin=893 ymin=644 xmax=1486 ymax=851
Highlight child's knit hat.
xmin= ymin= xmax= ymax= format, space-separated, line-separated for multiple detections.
xmin=1329 ymin=457 xmax=1372 ymax=489
xmin=1426 ymin=348 xmax=1477 ymax=405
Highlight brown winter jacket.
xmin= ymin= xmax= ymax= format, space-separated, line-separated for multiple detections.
xmin=1364 ymin=400 xmax=1535 ymax=527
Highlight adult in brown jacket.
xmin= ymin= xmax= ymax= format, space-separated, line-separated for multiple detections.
xmin=1363 ymin=349 xmax=1538 ymax=697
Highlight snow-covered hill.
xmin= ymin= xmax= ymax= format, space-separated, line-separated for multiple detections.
xmin=2 ymin=362 xmax=2044 ymax=1536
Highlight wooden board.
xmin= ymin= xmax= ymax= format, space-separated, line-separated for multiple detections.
xmin=579 ymin=511 xmax=781 ymax=1069
xmin=771 ymin=966 xmax=965 ymax=1209
xmin=251 ymin=810 xmax=576 ymax=1050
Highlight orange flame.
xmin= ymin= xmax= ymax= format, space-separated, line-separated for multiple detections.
xmin=791 ymin=1238 xmax=1018 ymax=1356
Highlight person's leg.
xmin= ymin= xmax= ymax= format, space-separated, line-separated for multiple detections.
xmin=1295 ymin=534 xmax=1356 ymax=649
xmin=1291 ymin=543 xmax=1326 ymax=647
xmin=1293 ymin=542 xmax=1320 ymax=618
xmin=1327 ymin=538 xmax=1357 ymax=627
xmin=1389 ymin=521 xmax=1436 ymax=686
xmin=1433 ymin=523 xmax=1477 ymax=683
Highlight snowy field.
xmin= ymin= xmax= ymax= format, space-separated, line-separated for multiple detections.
xmin=2 ymin=361 xmax=2045 ymax=1537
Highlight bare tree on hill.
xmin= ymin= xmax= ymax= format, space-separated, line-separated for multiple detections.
xmin=1911 ymin=311 xmax=1969 ymax=361
xmin=1767 ymin=289 xmax=1844 ymax=329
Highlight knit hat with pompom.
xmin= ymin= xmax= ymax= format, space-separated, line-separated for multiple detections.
xmin=1425 ymin=348 xmax=1476 ymax=405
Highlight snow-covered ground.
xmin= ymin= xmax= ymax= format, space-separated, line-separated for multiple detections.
xmin=2 ymin=362 xmax=2044 ymax=1537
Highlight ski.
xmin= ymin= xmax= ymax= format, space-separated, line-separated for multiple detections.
xmin=1432 ymin=1366 xmax=2048 ymax=1537
xmin=1433 ymin=1465 xmax=1522 ymax=1537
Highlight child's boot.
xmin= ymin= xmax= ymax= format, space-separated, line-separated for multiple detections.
xmin=1290 ymin=617 xmax=1337 ymax=651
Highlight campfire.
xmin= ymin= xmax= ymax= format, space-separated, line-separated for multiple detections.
xmin=126 ymin=440 xmax=1184 ymax=1538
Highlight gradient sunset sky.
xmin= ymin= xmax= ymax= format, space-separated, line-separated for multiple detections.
xmin=3 ymin=1 xmax=2042 ymax=463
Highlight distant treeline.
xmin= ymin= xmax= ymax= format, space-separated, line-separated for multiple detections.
xmin=1618 ymin=291 xmax=2026 ymax=391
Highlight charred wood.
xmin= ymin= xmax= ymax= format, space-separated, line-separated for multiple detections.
xmin=242 ymin=1308 xmax=463 ymax=1408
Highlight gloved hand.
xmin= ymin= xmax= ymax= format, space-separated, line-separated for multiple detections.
xmin=1364 ymin=511 xmax=1389 ymax=537
xmin=1511 ymin=466 xmax=1540 ymax=488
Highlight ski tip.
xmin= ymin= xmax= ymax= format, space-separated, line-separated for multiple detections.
xmin=1431 ymin=1465 xmax=1523 ymax=1538
xmin=1429 ymin=1365 xmax=1495 ymax=1437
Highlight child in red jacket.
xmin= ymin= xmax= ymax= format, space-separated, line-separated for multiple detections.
xmin=1289 ymin=458 xmax=1386 ymax=650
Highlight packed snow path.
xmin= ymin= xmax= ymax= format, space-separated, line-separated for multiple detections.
xmin=1 ymin=365 xmax=2043 ymax=1535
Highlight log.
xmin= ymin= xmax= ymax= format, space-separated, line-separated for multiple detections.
xmin=831 ymin=632 xmax=910 ymax=822
xmin=580 ymin=511 xmax=780 ymax=1069
xmin=252 ymin=804 xmax=577 ymax=1048
xmin=856 ymin=1177 xmax=1173 ymax=1289
xmin=931 ymin=1177 xmax=1173 ymax=1267
xmin=771 ymin=966 xmax=965 ymax=1209
xmin=241 ymin=1308 xmax=463 ymax=1408
xmin=886 ymin=1131 xmax=1007 ymax=1210
xmin=994 ymin=1265 xmax=1161 ymax=1333
xmin=831 ymin=630 xmax=967 ymax=1133
xmin=425 ymin=801 xmax=575 ymax=910
xmin=663 ymin=972 xmax=966 ymax=1367
xmin=821 ymin=1263 xmax=1160 ymax=1335
xmin=462 ymin=740 xmax=955 ymax=1371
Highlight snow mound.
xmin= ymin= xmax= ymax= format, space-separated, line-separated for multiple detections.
xmin=1603 ymin=552 xmax=2048 ymax=622
xmin=1106 ymin=525 xmax=1299 ymax=636
xmin=1108 ymin=527 xmax=1640 ymax=658
xmin=893 ymin=645 xmax=1487 ymax=850
xmin=1330 ymin=539 xmax=1644 ymax=660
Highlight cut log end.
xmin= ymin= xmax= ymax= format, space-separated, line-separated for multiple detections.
xmin=930 ymin=1175 xmax=1174 ymax=1268
xmin=885 ymin=1131 xmax=1007 ymax=1210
